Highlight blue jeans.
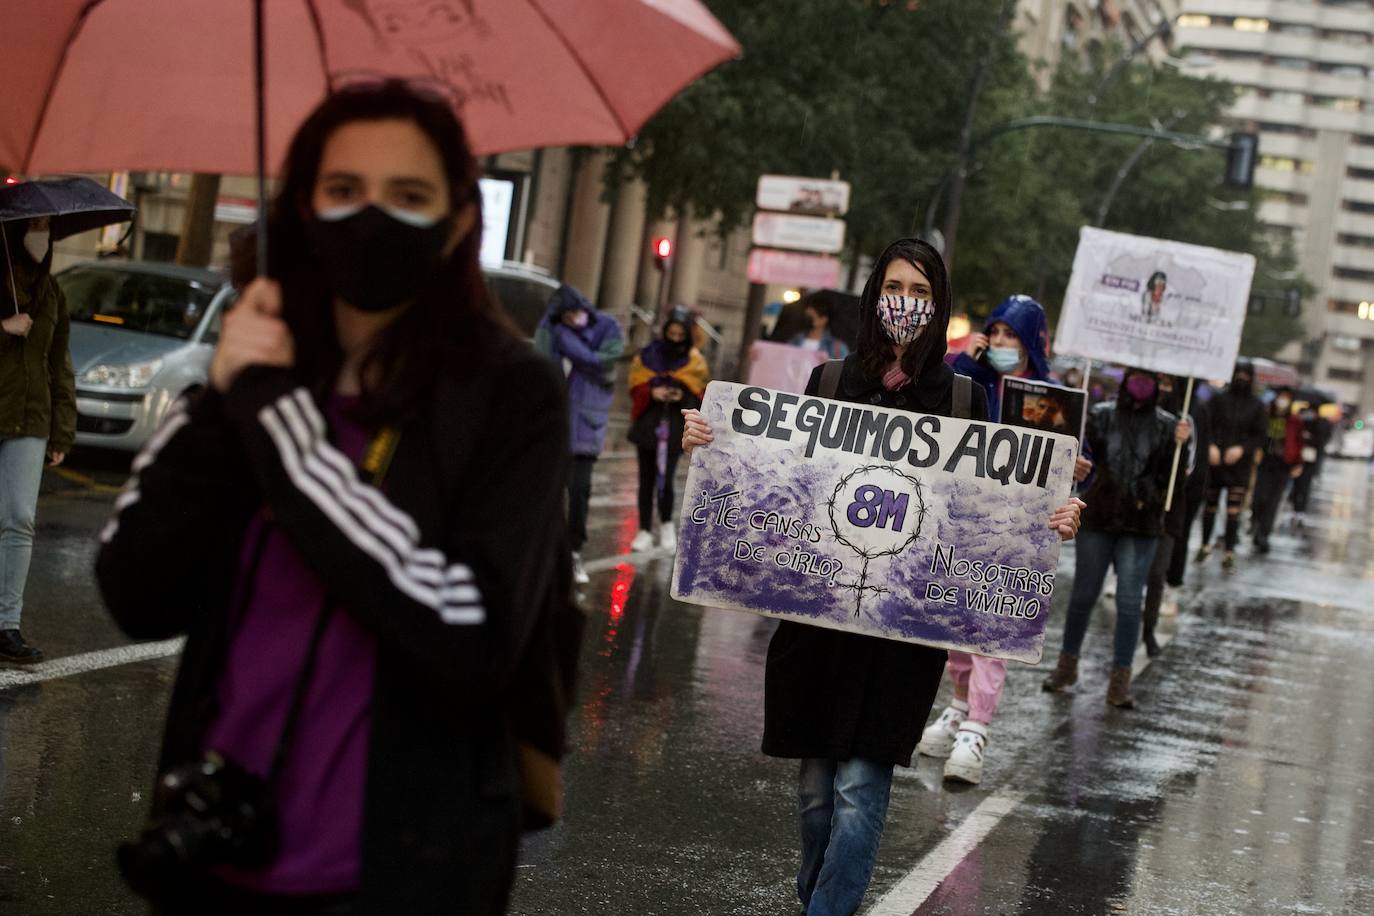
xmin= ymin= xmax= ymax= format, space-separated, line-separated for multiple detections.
xmin=1061 ymin=529 xmax=1158 ymax=669
xmin=0 ymin=437 xmax=46 ymax=629
xmin=797 ymin=757 xmax=894 ymax=916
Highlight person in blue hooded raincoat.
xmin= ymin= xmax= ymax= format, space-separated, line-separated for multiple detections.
xmin=948 ymin=293 xmax=1053 ymax=421
xmin=534 ymin=285 xmax=624 ymax=584
xmin=921 ymin=294 xmax=1055 ymax=786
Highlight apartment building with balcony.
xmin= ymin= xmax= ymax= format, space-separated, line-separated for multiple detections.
xmin=1177 ymin=0 xmax=1374 ymax=410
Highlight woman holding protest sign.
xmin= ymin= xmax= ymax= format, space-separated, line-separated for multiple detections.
xmin=921 ymin=293 xmax=1056 ymax=785
xmin=1043 ymin=368 xmax=1190 ymax=707
xmin=95 ymin=82 xmax=578 ymax=913
xmin=683 ymin=238 xmax=1083 ymax=916
xmin=627 ymin=306 xmax=710 ymax=553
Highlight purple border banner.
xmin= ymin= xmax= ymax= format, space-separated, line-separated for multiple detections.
xmin=670 ymin=382 xmax=1079 ymax=663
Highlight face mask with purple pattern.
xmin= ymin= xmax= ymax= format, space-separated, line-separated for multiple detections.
xmin=876 ymin=294 xmax=935 ymax=346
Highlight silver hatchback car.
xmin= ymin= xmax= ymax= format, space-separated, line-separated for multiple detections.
xmin=60 ymin=259 xmax=561 ymax=452
xmin=60 ymin=261 xmax=234 ymax=452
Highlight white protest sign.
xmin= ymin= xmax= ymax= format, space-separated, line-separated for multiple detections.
xmin=1056 ymin=227 xmax=1255 ymax=380
xmin=670 ymin=382 xmax=1078 ymax=663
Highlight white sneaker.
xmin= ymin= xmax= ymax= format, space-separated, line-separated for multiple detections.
xmin=659 ymin=526 xmax=677 ymax=551
xmin=630 ymin=530 xmax=655 ymax=553
xmin=1160 ymin=585 xmax=1180 ymax=617
xmin=944 ymin=722 xmax=988 ymax=785
xmin=917 ymin=703 xmax=967 ymax=758
xmin=571 ymin=552 xmax=590 ymax=586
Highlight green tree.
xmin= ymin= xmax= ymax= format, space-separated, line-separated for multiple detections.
xmin=610 ymin=0 xmax=1025 ymax=261
xmin=955 ymin=44 xmax=1308 ymax=358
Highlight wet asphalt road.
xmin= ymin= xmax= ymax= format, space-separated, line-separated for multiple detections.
xmin=1 ymin=449 xmax=1372 ymax=915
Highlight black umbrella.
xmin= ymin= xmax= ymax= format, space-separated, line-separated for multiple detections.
xmin=767 ymin=289 xmax=861 ymax=351
xmin=1291 ymin=385 xmax=1338 ymax=407
xmin=0 ymin=176 xmax=135 ymax=240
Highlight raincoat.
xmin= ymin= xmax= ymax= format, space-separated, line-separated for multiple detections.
xmin=626 ymin=338 xmax=708 ymax=456
xmin=533 ymin=285 xmax=624 ymax=457
xmin=949 ymin=294 xmax=1052 ymax=421
xmin=1205 ymin=384 xmax=1266 ymax=489
xmin=0 ymin=239 xmax=76 ymax=451
xmin=1079 ymin=388 xmax=1181 ymax=538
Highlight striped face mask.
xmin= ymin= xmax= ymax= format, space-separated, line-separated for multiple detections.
xmin=876 ymin=294 xmax=935 ymax=346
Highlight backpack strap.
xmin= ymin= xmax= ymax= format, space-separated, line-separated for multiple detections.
xmin=952 ymin=373 xmax=973 ymax=420
xmin=819 ymin=359 xmax=845 ymax=398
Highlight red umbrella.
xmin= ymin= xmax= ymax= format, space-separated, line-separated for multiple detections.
xmin=1 ymin=0 xmax=739 ymax=268
xmin=2 ymin=0 xmax=738 ymax=170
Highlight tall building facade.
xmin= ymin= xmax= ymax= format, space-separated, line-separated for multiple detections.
xmin=1017 ymin=0 xmax=1182 ymax=74
xmin=1177 ymin=0 xmax=1374 ymax=411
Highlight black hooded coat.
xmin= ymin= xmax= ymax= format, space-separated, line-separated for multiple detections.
xmin=760 ymin=239 xmax=990 ymax=768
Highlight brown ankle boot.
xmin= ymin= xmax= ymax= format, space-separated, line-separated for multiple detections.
xmin=1041 ymin=653 xmax=1078 ymax=692
xmin=1107 ymin=667 xmax=1135 ymax=708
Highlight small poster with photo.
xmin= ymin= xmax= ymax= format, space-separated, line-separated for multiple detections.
xmin=999 ymin=378 xmax=1087 ymax=436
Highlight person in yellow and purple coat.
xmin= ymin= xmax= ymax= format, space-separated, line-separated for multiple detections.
xmin=626 ymin=306 xmax=708 ymax=553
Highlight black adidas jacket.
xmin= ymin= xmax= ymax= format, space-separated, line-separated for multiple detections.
xmin=95 ymin=345 xmax=575 ymax=914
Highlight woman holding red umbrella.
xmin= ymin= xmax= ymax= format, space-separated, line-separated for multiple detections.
xmin=97 ymin=81 xmax=578 ymax=914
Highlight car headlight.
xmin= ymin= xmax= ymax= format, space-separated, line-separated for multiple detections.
xmin=79 ymin=359 xmax=163 ymax=389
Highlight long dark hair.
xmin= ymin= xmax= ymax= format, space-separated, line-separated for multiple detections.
xmin=240 ymin=80 xmax=512 ymax=424
xmin=856 ymin=237 xmax=952 ymax=383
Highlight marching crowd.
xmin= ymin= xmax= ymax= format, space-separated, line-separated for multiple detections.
xmin=0 ymin=80 xmax=1342 ymax=916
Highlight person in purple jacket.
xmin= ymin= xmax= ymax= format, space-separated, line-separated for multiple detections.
xmin=921 ymin=294 xmax=1054 ymax=785
xmin=948 ymin=293 xmax=1053 ymax=422
xmin=535 ymin=285 xmax=625 ymax=585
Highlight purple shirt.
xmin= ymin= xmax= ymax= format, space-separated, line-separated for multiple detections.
xmin=203 ymin=396 xmax=376 ymax=895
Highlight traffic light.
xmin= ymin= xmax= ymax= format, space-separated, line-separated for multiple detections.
xmin=1225 ymin=131 xmax=1258 ymax=190
xmin=652 ymin=236 xmax=672 ymax=271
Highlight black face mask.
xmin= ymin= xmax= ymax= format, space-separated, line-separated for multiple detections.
xmin=308 ymin=204 xmax=453 ymax=313
xmin=1231 ymin=375 xmax=1253 ymax=396
xmin=662 ymin=341 xmax=689 ymax=364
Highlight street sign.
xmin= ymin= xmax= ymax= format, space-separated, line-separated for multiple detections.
xmin=756 ymin=175 xmax=851 ymax=217
xmin=747 ymin=248 xmax=842 ymax=289
xmin=751 ymin=212 xmax=846 ymax=254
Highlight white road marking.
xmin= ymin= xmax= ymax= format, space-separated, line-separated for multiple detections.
xmin=0 ymin=638 xmax=184 ymax=690
xmin=0 ymin=546 xmax=676 ymax=692
xmin=867 ymin=789 xmax=1028 ymax=915
xmin=863 ymin=620 xmax=1180 ymax=915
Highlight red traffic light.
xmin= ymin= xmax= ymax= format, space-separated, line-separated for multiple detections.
xmin=653 ymin=237 xmax=672 ymax=260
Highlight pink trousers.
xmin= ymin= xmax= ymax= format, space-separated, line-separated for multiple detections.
xmin=946 ymin=651 xmax=1007 ymax=724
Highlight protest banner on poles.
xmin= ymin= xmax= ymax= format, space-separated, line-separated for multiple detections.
xmin=1055 ymin=227 xmax=1255 ymax=381
xmin=1056 ymin=227 xmax=1255 ymax=508
xmin=670 ymin=382 xmax=1079 ymax=663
